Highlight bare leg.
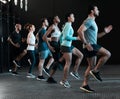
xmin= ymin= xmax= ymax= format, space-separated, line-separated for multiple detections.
xmin=62 ymin=52 xmax=72 ymax=81
xmin=15 ymin=50 xmax=27 ymax=61
xmin=45 ymin=57 xmax=54 ymax=69
xmin=94 ymin=47 xmax=111 ymax=71
xmin=38 ymin=59 xmax=45 ymax=76
xmin=82 ymin=56 xmax=96 ymax=86
xmin=72 ymin=47 xmax=83 ymax=72
xmin=49 ymin=55 xmax=64 ymax=77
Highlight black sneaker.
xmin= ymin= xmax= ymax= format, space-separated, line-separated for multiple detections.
xmin=47 ymin=77 xmax=57 ymax=83
xmin=13 ymin=60 xmax=21 ymax=67
xmin=12 ymin=71 xmax=18 ymax=75
xmin=80 ymin=85 xmax=94 ymax=93
xmin=43 ymin=68 xmax=50 ymax=76
xmin=36 ymin=75 xmax=46 ymax=81
xmin=90 ymin=70 xmax=102 ymax=82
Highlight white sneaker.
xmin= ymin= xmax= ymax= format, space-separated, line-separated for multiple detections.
xmin=13 ymin=60 xmax=21 ymax=67
xmin=70 ymin=72 xmax=80 ymax=80
xmin=28 ymin=59 xmax=31 ymax=65
xmin=60 ymin=80 xmax=71 ymax=88
xmin=26 ymin=73 xmax=36 ymax=78
xmin=43 ymin=68 xmax=50 ymax=76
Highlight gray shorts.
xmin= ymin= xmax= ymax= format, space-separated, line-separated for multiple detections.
xmin=39 ymin=49 xmax=52 ymax=59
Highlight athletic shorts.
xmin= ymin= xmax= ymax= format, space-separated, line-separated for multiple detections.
xmin=39 ymin=49 xmax=52 ymax=59
xmin=83 ymin=44 xmax=102 ymax=58
xmin=60 ymin=46 xmax=72 ymax=53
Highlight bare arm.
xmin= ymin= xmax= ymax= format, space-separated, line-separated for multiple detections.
xmin=77 ymin=24 xmax=93 ymax=51
xmin=77 ymin=24 xmax=88 ymax=44
xmin=42 ymin=25 xmax=53 ymax=41
xmin=98 ymin=25 xmax=113 ymax=38
xmin=36 ymin=33 xmax=39 ymax=43
xmin=42 ymin=25 xmax=55 ymax=52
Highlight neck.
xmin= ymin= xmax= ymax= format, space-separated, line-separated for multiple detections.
xmin=29 ymin=31 xmax=33 ymax=33
xmin=88 ymin=14 xmax=95 ymax=20
xmin=15 ymin=29 xmax=19 ymax=33
xmin=42 ymin=25 xmax=47 ymax=29
xmin=67 ymin=21 xmax=72 ymax=24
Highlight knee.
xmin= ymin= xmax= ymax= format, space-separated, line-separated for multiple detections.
xmin=51 ymin=57 xmax=54 ymax=62
xmin=80 ymin=53 xmax=84 ymax=59
xmin=106 ymin=51 xmax=111 ymax=59
xmin=78 ymin=53 xmax=84 ymax=60
xmin=66 ymin=61 xmax=71 ymax=66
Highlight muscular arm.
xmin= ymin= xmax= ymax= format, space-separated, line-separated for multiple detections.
xmin=77 ymin=24 xmax=88 ymax=44
xmin=77 ymin=24 xmax=93 ymax=51
xmin=97 ymin=25 xmax=113 ymax=38
xmin=42 ymin=25 xmax=55 ymax=52
xmin=42 ymin=25 xmax=53 ymax=41
xmin=36 ymin=33 xmax=39 ymax=42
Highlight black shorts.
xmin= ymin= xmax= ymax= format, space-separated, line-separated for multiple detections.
xmin=60 ymin=46 xmax=72 ymax=53
xmin=83 ymin=44 xmax=102 ymax=58
xmin=10 ymin=45 xmax=24 ymax=59
xmin=71 ymin=45 xmax=74 ymax=51
xmin=50 ymin=41 xmax=60 ymax=52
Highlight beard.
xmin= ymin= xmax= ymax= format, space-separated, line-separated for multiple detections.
xmin=94 ymin=12 xmax=99 ymax=17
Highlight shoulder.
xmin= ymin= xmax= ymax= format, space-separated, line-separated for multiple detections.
xmin=83 ymin=18 xmax=94 ymax=27
xmin=64 ymin=22 xmax=71 ymax=29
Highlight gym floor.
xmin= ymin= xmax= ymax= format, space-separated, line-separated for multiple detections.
xmin=0 ymin=65 xmax=120 ymax=99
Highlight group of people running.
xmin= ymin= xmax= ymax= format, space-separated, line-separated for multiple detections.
xmin=7 ymin=5 xmax=113 ymax=93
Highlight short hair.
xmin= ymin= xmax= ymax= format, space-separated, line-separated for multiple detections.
xmin=15 ymin=24 xmax=21 ymax=28
xmin=41 ymin=18 xmax=47 ymax=23
xmin=87 ymin=5 xmax=96 ymax=14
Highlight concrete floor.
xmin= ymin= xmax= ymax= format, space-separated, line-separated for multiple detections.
xmin=0 ymin=65 xmax=120 ymax=99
